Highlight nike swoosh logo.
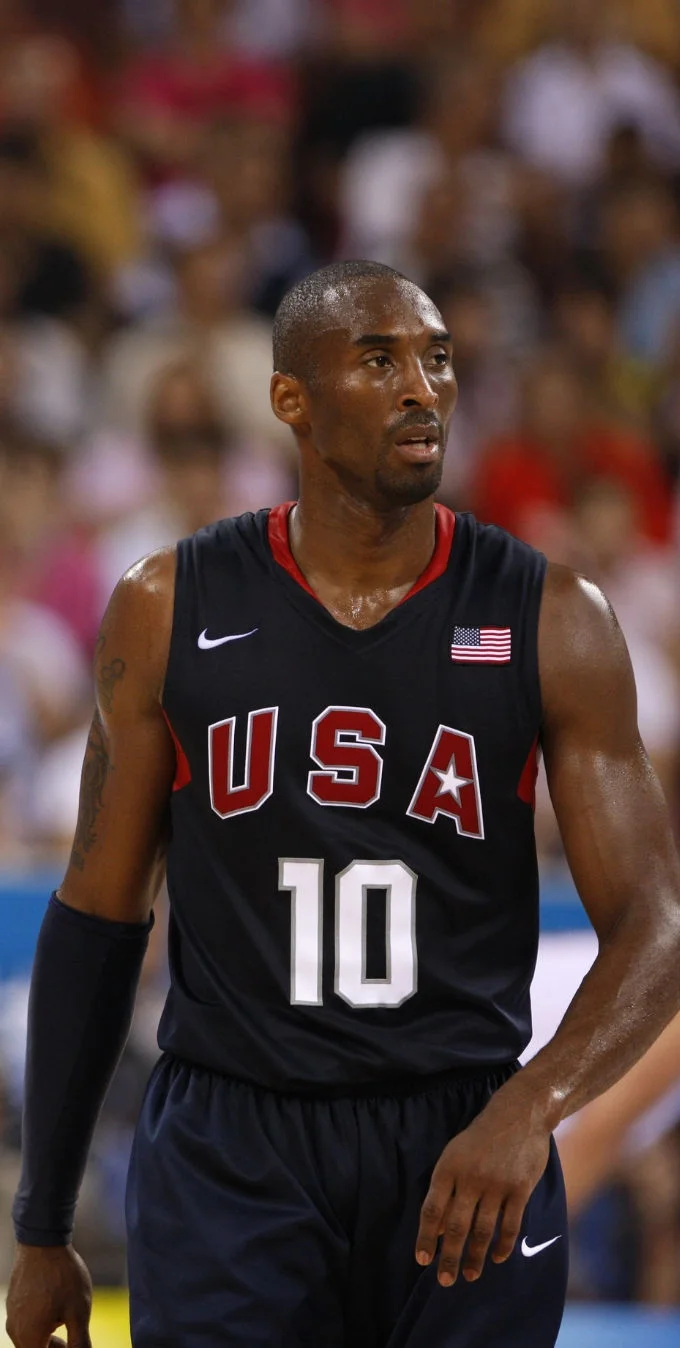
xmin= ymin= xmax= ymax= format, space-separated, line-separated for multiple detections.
xmin=197 ymin=628 xmax=258 ymax=650
xmin=521 ymin=1236 xmax=562 ymax=1258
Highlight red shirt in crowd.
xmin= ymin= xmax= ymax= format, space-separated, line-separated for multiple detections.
xmin=117 ymin=48 xmax=295 ymax=131
xmin=473 ymin=426 xmax=673 ymax=546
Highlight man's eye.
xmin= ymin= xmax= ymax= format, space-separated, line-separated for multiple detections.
xmin=366 ymin=354 xmax=392 ymax=367
xmin=430 ymin=351 xmax=451 ymax=365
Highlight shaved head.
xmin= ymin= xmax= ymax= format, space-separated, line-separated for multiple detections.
xmin=273 ymin=260 xmax=416 ymax=382
xmin=270 ymin=260 xmax=457 ymax=510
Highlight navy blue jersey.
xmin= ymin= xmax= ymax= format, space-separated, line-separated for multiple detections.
xmin=159 ymin=505 xmax=547 ymax=1091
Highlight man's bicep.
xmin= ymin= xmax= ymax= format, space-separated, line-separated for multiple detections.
xmin=60 ymin=551 xmax=176 ymax=922
xmin=61 ymin=703 xmax=175 ymax=920
xmin=540 ymin=566 xmax=679 ymax=939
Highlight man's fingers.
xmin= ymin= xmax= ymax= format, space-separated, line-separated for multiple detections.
xmin=461 ymin=1195 xmax=502 ymax=1282
xmin=492 ymin=1192 xmax=527 ymax=1263
xmin=6 ymin=1327 xmax=64 ymax=1348
xmin=66 ymin=1318 xmax=93 ymax=1348
xmin=415 ymin=1179 xmax=452 ymax=1265
xmin=435 ymin=1189 xmax=479 ymax=1286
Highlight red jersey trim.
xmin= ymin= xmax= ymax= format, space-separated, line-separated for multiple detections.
xmin=267 ymin=502 xmax=456 ymax=606
xmin=162 ymin=709 xmax=192 ymax=791
xmin=517 ymin=735 xmax=539 ymax=810
xmin=267 ymin=501 xmax=315 ymax=597
xmin=405 ymin=503 xmax=455 ymax=601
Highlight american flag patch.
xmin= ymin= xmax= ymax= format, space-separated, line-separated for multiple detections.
xmin=450 ymin=626 xmax=512 ymax=664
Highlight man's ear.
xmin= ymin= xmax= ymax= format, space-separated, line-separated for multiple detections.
xmin=270 ymin=372 xmax=309 ymax=427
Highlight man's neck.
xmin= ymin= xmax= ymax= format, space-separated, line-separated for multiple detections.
xmin=288 ymin=490 xmax=438 ymax=631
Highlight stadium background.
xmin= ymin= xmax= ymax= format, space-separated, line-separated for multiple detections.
xmin=0 ymin=1 xmax=680 ymax=1342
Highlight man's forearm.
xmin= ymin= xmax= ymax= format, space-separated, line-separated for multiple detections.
xmin=498 ymin=903 xmax=680 ymax=1130
xmin=13 ymin=895 xmax=151 ymax=1245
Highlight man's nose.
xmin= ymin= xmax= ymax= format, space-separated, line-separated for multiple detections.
xmin=396 ymin=359 xmax=439 ymax=410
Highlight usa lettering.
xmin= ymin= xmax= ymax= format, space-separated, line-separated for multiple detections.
xmin=209 ymin=707 xmax=278 ymax=818
xmin=209 ymin=705 xmax=484 ymax=836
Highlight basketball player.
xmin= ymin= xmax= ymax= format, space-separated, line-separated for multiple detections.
xmin=6 ymin=261 xmax=680 ymax=1348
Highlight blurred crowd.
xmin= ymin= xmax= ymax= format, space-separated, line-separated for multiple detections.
xmin=0 ymin=0 xmax=680 ymax=1308
xmin=0 ymin=0 xmax=678 ymax=862
xmin=0 ymin=0 xmax=678 ymax=858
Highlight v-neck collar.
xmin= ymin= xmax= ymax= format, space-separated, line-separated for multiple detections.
xmin=267 ymin=501 xmax=456 ymax=631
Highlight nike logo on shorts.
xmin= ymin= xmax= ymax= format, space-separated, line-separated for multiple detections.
xmin=198 ymin=629 xmax=258 ymax=649
xmin=521 ymin=1236 xmax=562 ymax=1258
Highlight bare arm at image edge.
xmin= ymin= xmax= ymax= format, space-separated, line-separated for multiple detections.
xmin=518 ymin=565 xmax=680 ymax=1121
xmin=5 ymin=548 xmax=177 ymax=1348
xmin=61 ymin=546 xmax=177 ymax=922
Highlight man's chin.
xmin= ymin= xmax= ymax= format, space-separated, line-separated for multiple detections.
xmin=374 ymin=461 xmax=443 ymax=508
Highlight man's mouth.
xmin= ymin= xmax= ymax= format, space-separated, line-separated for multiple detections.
xmin=394 ymin=426 xmax=441 ymax=461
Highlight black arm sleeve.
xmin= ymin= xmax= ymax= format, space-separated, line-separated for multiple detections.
xmin=12 ymin=893 xmax=153 ymax=1246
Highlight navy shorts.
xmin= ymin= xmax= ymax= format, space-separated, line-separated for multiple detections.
xmin=126 ymin=1055 xmax=568 ymax=1347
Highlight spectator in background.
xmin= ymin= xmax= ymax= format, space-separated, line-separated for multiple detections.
xmin=572 ymin=478 xmax=680 ymax=802
xmin=199 ymin=118 xmax=315 ymax=315
xmin=512 ymin=165 xmax=573 ymax=318
xmin=299 ymin=0 xmax=417 ymax=178
xmin=219 ymin=0 xmax=311 ymax=60
xmin=149 ymin=117 xmax=316 ymax=316
xmin=501 ymin=0 xmax=680 ymax=187
xmin=575 ymin=121 xmax=662 ymax=243
xmin=431 ymin=271 xmax=520 ymax=506
xmin=404 ymin=0 xmax=480 ymax=64
xmin=558 ymin=1011 xmax=680 ymax=1307
xmin=0 ymin=16 xmax=142 ymax=281
xmin=0 ymin=651 xmax=34 ymax=865
xmin=473 ymin=349 xmax=672 ymax=545
xmin=114 ymin=0 xmax=294 ymax=184
xmin=322 ymin=0 xmax=412 ymax=61
xmin=0 ymin=532 xmax=88 ymax=862
xmin=553 ymin=279 xmax=659 ymax=430
xmin=96 ymin=357 xmax=291 ymax=606
xmin=399 ymin=166 xmax=539 ymax=355
xmin=121 ymin=0 xmax=311 ymax=62
xmin=654 ymin=325 xmax=680 ymax=484
xmin=101 ymin=233 xmax=289 ymax=455
xmin=341 ymin=56 xmax=517 ymax=272
xmin=0 ymin=130 xmax=93 ymax=329
xmin=0 ymin=0 xmax=101 ymax=126
xmin=0 ymin=128 xmax=95 ymax=442
xmin=478 ymin=0 xmax=680 ymax=69
xmin=598 ymin=180 xmax=680 ymax=364
xmin=0 ymin=303 xmax=90 ymax=444
xmin=0 ymin=427 xmax=100 ymax=655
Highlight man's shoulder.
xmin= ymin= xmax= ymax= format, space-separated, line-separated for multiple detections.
xmin=117 ymin=544 xmax=177 ymax=600
xmin=539 ymin=564 xmax=628 ymax=699
xmin=96 ymin=547 xmax=178 ymax=711
xmin=108 ymin=546 xmax=178 ymax=660
xmin=541 ymin=562 xmax=611 ymax=628
xmin=539 ymin=565 xmax=639 ymax=744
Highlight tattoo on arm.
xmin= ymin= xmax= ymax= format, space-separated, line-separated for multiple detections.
xmin=70 ymin=713 xmax=113 ymax=872
xmin=96 ymin=634 xmax=126 ymax=714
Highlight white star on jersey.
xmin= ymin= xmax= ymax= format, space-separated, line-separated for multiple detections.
xmin=433 ymin=762 xmax=472 ymax=805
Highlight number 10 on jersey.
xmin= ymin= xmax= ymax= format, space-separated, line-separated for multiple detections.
xmin=279 ymin=859 xmax=418 ymax=1009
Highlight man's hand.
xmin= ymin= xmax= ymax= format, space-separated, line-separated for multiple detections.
xmin=415 ymin=1093 xmax=551 ymax=1286
xmin=5 ymin=1244 xmax=93 ymax=1348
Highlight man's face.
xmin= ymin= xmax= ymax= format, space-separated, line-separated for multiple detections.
xmin=299 ymin=279 xmax=458 ymax=509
